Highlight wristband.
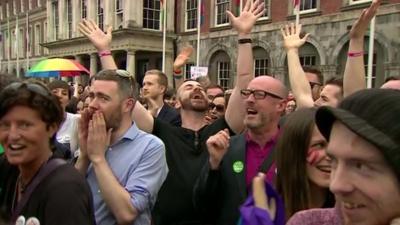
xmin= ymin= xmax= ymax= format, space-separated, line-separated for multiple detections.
xmin=238 ymin=38 xmax=252 ymax=44
xmin=348 ymin=51 xmax=364 ymax=57
xmin=98 ymin=50 xmax=112 ymax=57
xmin=174 ymin=69 xmax=182 ymax=74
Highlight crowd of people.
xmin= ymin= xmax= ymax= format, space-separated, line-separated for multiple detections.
xmin=0 ymin=0 xmax=400 ymax=225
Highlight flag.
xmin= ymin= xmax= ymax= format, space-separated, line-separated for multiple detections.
xmin=293 ymin=0 xmax=300 ymax=13
xmin=160 ymin=0 xmax=166 ymax=30
xmin=200 ymin=1 xmax=205 ymax=25
xmin=235 ymin=0 xmax=241 ymax=16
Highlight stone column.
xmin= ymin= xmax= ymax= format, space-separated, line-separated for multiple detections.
xmin=126 ymin=50 xmax=136 ymax=77
xmin=72 ymin=0 xmax=80 ymax=37
xmin=87 ymin=0 xmax=97 ymax=22
xmin=165 ymin=52 xmax=174 ymax=87
xmin=74 ymin=55 xmax=83 ymax=84
xmin=104 ymin=0 xmax=114 ymax=29
xmin=90 ymin=53 xmax=98 ymax=76
xmin=46 ymin=0 xmax=54 ymax=41
xmin=59 ymin=0 xmax=67 ymax=39
xmin=167 ymin=0 xmax=175 ymax=31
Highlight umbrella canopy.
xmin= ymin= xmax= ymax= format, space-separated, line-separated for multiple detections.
xmin=27 ymin=58 xmax=90 ymax=78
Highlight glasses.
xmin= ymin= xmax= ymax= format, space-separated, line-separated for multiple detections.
xmin=3 ymin=82 xmax=53 ymax=99
xmin=209 ymin=103 xmax=225 ymax=113
xmin=240 ymin=89 xmax=283 ymax=100
xmin=309 ymin=82 xmax=321 ymax=89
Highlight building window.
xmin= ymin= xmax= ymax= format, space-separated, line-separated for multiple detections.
xmin=29 ymin=0 xmax=33 ymax=10
xmin=364 ymin=53 xmax=377 ymax=87
xmin=97 ymin=0 xmax=104 ymax=31
xmin=18 ymin=28 xmax=24 ymax=57
xmin=116 ymin=0 xmax=123 ymax=28
xmin=44 ymin=22 xmax=49 ymax=54
xmin=299 ymin=55 xmax=317 ymax=66
xmin=299 ymin=0 xmax=317 ymax=13
xmin=81 ymin=0 xmax=87 ymax=19
xmin=52 ymin=1 xmax=59 ymax=40
xmin=185 ymin=63 xmax=194 ymax=79
xmin=28 ymin=26 xmax=33 ymax=57
xmin=21 ymin=0 xmax=25 ymax=12
xmin=67 ymin=0 xmax=73 ymax=38
xmin=260 ymin=0 xmax=270 ymax=19
xmin=34 ymin=24 xmax=40 ymax=56
xmin=254 ymin=58 xmax=269 ymax=77
xmin=6 ymin=3 xmax=9 ymax=18
xmin=349 ymin=0 xmax=371 ymax=4
xmin=143 ymin=0 xmax=161 ymax=30
xmin=185 ymin=0 xmax=197 ymax=31
xmin=4 ymin=31 xmax=9 ymax=59
xmin=0 ymin=5 xmax=3 ymax=20
xmin=13 ymin=1 xmax=17 ymax=15
xmin=217 ymin=61 xmax=230 ymax=90
xmin=215 ymin=0 xmax=230 ymax=26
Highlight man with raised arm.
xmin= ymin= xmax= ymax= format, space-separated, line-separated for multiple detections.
xmin=78 ymin=1 xmax=265 ymax=224
xmin=282 ymin=24 xmax=343 ymax=108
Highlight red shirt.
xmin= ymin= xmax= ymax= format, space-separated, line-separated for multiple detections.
xmin=245 ymin=131 xmax=279 ymax=188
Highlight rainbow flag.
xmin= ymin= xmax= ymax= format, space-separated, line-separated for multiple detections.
xmin=160 ymin=0 xmax=166 ymax=30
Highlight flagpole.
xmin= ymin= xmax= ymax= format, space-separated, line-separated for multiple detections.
xmin=26 ymin=10 xmax=29 ymax=73
xmin=196 ymin=0 xmax=202 ymax=67
xmin=240 ymin=0 xmax=243 ymax=13
xmin=367 ymin=16 xmax=376 ymax=88
xmin=7 ymin=18 xmax=10 ymax=73
xmin=16 ymin=15 xmax=20 ymax=78
xmin=295 ymin=0 xmax=300 ymax=26
xmin=162 ymin=0 xmax=167 ymax=73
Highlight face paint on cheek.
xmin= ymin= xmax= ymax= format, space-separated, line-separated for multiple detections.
xmin=307 ymin=149 xmax=325 ymax=166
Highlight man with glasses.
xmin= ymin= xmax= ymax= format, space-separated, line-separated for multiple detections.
xmin=194 ymin=75 xmax=288 ymax=225
xmin=77 ymin=1 xmax=265 ymax=224
xmin=75 ymin=70 xmax=168 ymax=225
xmin=304 ymin=67 xmax=323 ymax=101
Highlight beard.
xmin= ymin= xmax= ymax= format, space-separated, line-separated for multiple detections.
xmin=179 ymin=95 xmax=208 ymax=112
xmin=244 ymin=112 xmax=269 ymax=130
xmin=104 ymin=109 xmax=123 ymax=130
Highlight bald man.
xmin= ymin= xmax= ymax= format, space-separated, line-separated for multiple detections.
xmin=381 ymin=76 xmax=400 ymax=90
xmin=194 ymin=76 xmax=288 ymax=225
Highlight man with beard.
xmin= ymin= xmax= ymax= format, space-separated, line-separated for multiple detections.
xmin=77 ymin=0 xmax=265 ymax=224
xmin=194 ymin=75 xmax=288 ymax=225
xmin=142 ymin=69 xmax=181 ymax=126
xmin=75 ymin=70 xmax=168 ymax=225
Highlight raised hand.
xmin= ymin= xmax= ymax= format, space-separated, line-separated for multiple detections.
xmin=349 ymin=0 xmax=382 ymax=40
xmin=87 ymin=112 xmax=112 ymax=163
xmin=253 ymin=173 xmax=276 ymax=220
xmin=78 ymin=19 xmax=113 ymax=51
xmin=173 ymin=46 xmax=194 ymax=71
xmin=281 ymin=23 xmax=310 ymax=51
xmin=206 ymin=129 xmax=230 ymax=170
xmin=226 ymin=0 xmax=265 ymax=35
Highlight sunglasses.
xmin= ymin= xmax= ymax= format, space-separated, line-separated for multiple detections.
xmin=240 ymin=89 xmax=283 ymax=100
xmin=3 ymin=82 xmax=53 ymax=99
xmin=309 ymin=82 xmax=322 ymax=89
xmin=209 ymin=102 xmax=225 ymax=113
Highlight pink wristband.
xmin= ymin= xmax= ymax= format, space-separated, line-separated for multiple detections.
xmin=348 ymin=51 xmax=364 ymax=57
xmin=98 ymin=50 xmax=112 ymax=57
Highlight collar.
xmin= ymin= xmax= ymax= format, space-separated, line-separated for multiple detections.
xmin=110 ymin=123 xmax=140 ymax=147
xmin=245 ymin=129 xmax=280 ymax=148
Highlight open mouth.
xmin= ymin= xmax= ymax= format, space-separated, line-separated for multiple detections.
xmin=342 ymin=202 xmax=365 ymax=210
xmin=7 ymin=144 xmax=26 ymax=153
xmin=316 ymin=165 xmax=331 ymax=173
xmin=247 ymin=108 xmax=258 ymax=115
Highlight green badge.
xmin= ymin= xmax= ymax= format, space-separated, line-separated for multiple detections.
xmin=233 ymin=161 xmax=244 ymax=173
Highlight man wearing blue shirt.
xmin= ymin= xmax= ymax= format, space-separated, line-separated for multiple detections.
xmin=76 ymin=69 xmax=168 ymax=225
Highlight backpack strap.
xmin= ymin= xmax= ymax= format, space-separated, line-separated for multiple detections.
xmin=11 ymin=158 xmax=66 ymax=223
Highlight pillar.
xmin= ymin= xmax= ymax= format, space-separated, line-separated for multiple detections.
xmin=90 ymin=53 xmax=98 ymax=77
xmin=126 ymin=50 xmax=136 ymax=77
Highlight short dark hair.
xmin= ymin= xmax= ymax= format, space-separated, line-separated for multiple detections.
xmin=0 ymin=81 xmax=63 ymax=129
xmin=0 ymin=73 xmax=19 ymax=90
xmin=206 ymin=83 xmax=224 ymax=93
xmin=303 ymin=67 xmax=323 ymax=84
xmin=325 ymin=77 xmax=343 ymax=98
xmin=48 ymin=80 xmax=72 ymax=99
xmin=164 ymin=88 xmax=176 ymax=99
xmin=145 ymin=69 xmax=168 ymax=94
xmin=91 ymin=69 xmax=137 ymax=99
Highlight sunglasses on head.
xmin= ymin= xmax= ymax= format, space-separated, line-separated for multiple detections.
xmin=209 ymin=102 xmax=225 ymax=112
xmin=3 ymin=82 xmax=53 ymax=99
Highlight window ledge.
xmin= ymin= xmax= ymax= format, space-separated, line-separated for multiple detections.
xmin=341 ymin=0 xmax=388 ymax=11
xmin=286 ymin=10 xmax=322 ymax=20
xmin=255 ymin=18 xmax=272 ymax=25
xmin=210 ymin=24 xmax=232 ymax=32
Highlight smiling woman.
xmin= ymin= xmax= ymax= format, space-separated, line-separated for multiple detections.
xmin=275 ymin=108 xmax=335 ymax=220
xmin=0 ymin=81 xmax=95 ymax=225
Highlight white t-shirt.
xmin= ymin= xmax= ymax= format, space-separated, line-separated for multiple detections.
xmin=56 ymin=112 xmax=80 ymax=154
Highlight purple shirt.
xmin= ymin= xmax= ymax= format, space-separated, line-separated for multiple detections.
xmin=245 ymin=131 xmax=279 ymax=188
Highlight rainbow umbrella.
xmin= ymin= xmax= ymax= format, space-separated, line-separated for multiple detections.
xmin=27 ymin=58 xmax=90 ymax=78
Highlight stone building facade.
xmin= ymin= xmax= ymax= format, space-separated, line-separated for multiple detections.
xmin=176 ymin=0 xmax=400 ymax=89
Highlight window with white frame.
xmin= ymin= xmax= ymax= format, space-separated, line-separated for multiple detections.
xmin=11 ymin=30 xmax=15 ymax=58
xmin=185 ymin=63 xmax=194 ymax=79
xmin=4 ymin=31 xmax=9 ymax=59
xmin=29 ymin=0 xmax=33 ymax=10
xmin=116 ymin=0 xmax=123 ymax=28
xmin=143 ymin=0 xmax=161 ymax=30
xmin=18 ymin=28 xmax=23 ymax=57
xmin=52 ymin=1 xmax=59 ymax=40
xmin=28 ymin=26 xmax=33 ymax=57
xmin=363 ymin=53 xmax=377 ymax=87
xmin=38 ymin=0 xmax=42 ymax=7
xmin=0 ymin=5 xmax=3 ymax=20
xmin=44 ymin=22 xmax=48 ymax=54
xmin=34 ymin=24 xmax=40 ymax=56
xmin=217 ymin=61 xmax=230 ymax=90
xmin=21 ymin=0 xmax=25 ymax=12
xmin=215 ymin=0 xmax=230 ymax=26
xmin=260 ymin=0 xmax=270 ymax=19
xmin=349 ymin=0 xmax=372 ymax=5
xmin=97 ymin=0 xmax=104 ymax=31
xmin=299 ymin=0 xmax=317 ymax=13
xmin=185 ymin=0 xmax=197 ymax=31
xmin=67 ymin=0 xmax=73 ymax=38
xmin=81 ymin=0 xmax=87 ymax=19
xmin=299 ymin=55 xmax=317 ymax=66
xmin=254 ymin=58 xmax=269 ymax=76
xmin=6 ymin=3 xmax=9 ymax=18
